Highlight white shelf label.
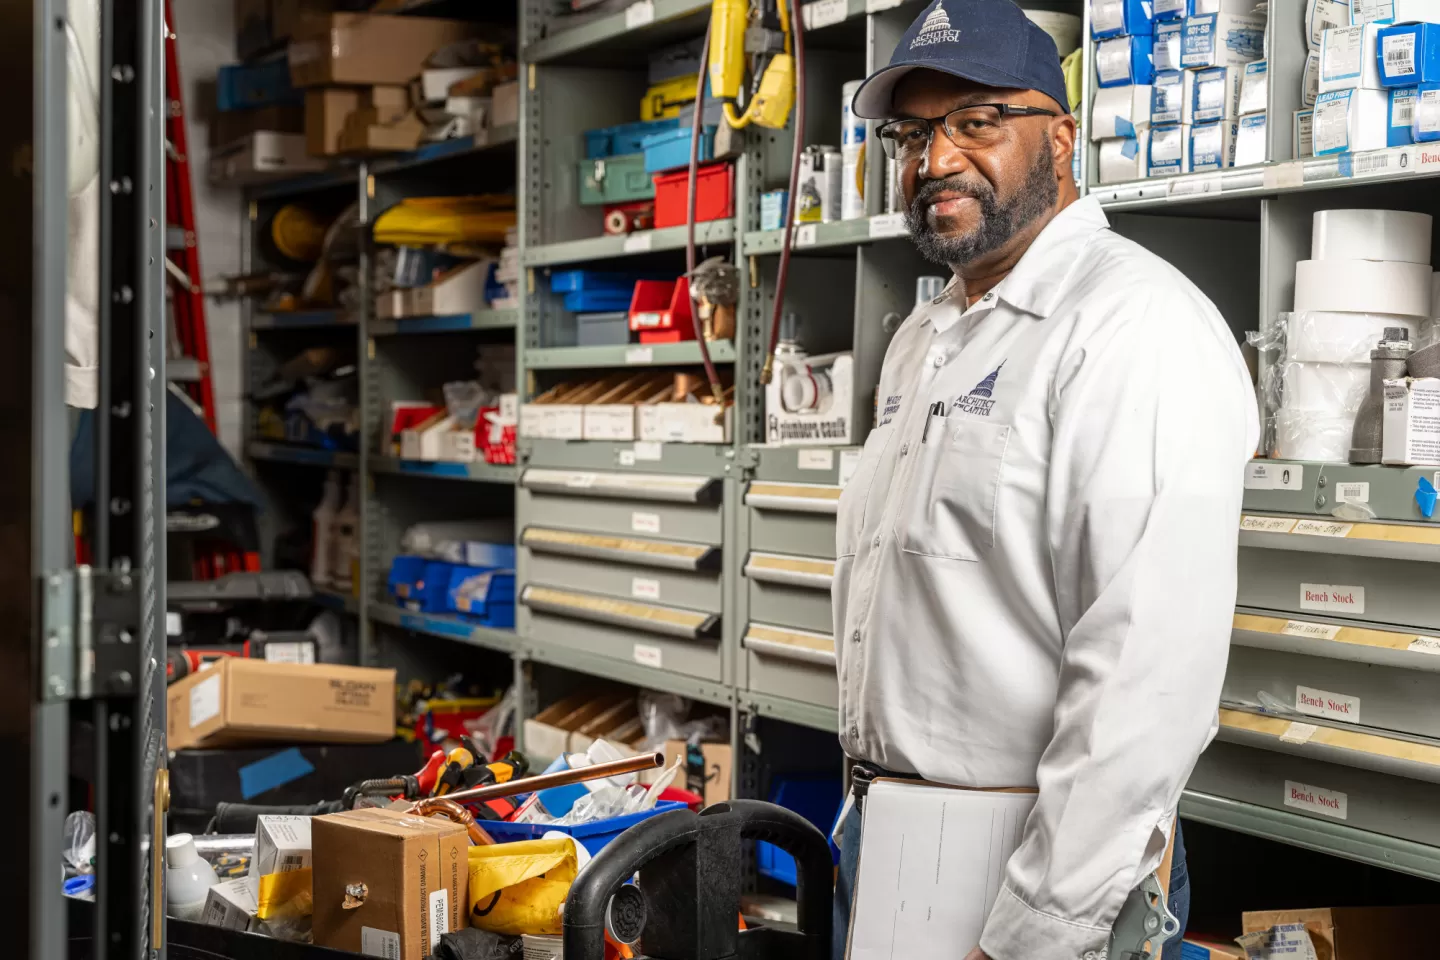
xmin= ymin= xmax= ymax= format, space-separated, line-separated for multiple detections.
xmin=1295 ymin=685 xmax=1361 ymax=723
xmin=624 ymin=346 xmax=654 ymax=364
xmin=1293 ymin=519 xmax=1353 ymax=537
xmin=1419 ymin=144 xmax=1440 ymax=170
xmin=1166 ymin=173 xmax=1223 ymax=199
xmin=1263 ymin=161 xmax=1306 ymax=189
xmin=618 ymin=449 xmax=637 ymax=466
xmin=1281 ymin=620 xmax=1342 ymax=640
xmin=795 ymin=223 xmax=818 ymax=247
xmin=1240 ymin=515 xmax=1297 ymax=533
xmin=868 ymin=212 xmax=907 ymax=238
xmin=1299 ymin=582 xmax=1365 ymax=614
xmin=1279 ymin=721 xmax=1319 ymax=744
xmin=429 ymin=889 xmax=451 ymax=939
xmin=631 ymin=511 xmax=661 ymax=534
xmin=633 ymin=643 xmax=664 ymax=668
xmin=624 ymin=0 xmax=655 ymax=28
xmin=838 ymin=449 xmax=862 ymax=487
xmin=632 ymin=577 xmax=661 ymax=600
xmin=803 ymin=0 xmax=848 ymax=29
xmin=1409 ymin=635 xmax=1440 ymax=654
xmin=633 ymin=441 xmax=663 ymax=461
xmin=865 ymin=0 xmax=903 ymax=10
xmin=565 ymin=472 xmax=597 ymax=488
xmin=1284 ymin=779 xmax=1348 ymax=819
xmin=1334 ymin=481 xmax=1370 ymax=504
xmin=798 ymin=448 xmax=834 ymax=471
xmin=622 ymin=231 xmax=654 ymax=252
xmin=264 ymin=641 xmax=315 ymax=664
xmin=1244 ymin=461 xmax=1304 ymax=490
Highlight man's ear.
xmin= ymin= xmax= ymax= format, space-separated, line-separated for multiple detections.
xmin=1049 ymin=114 xmax=1078 ymax=180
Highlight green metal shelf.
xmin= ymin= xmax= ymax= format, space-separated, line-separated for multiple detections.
xmin=370 ymin=456 xmax=519 ymax=483
xmin=742 ymin=213 xmax=909 ymax=255
xmin=522 ymin=0 xmax=711 ymax=64
xmin=247 ymin=441 xmax=358 ymax=470
xmin=522 ymin=636 xmax=734 ymax=707
xmin=250 ymin=310 xmax=356 ymax=331
xmin=521 ymin=438 xmax=736 ymax=476
xmin=525 ymin=339 xmax=735 ymax=370
xmin=739 ymin=692 xmax=839 ymax=733
xmin=522 ymin=221 xmax=734 ymax=267
xmin=368 ymin=602 xmax=519 ymax=654
xmin=369 ymin=310 xmax=518 ymax=336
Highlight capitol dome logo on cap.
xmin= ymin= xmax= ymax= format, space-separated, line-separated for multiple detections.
xmin=911 ymin=2 xmax=961 ymax=48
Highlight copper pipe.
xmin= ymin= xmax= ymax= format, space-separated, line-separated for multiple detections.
xmin=416 ymin=752 xmax=664 ymax=808
xmin=411 ymin=797 xmax=496 ymax=846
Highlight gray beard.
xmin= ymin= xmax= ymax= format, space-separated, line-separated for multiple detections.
xmin=903 ymin=140 xmax=1059 ymax=269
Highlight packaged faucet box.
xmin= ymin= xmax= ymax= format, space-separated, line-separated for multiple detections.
xmin=202 ymin=877 xmax=263 ymax=932
xmin=166 ymin=658 xmax=396 ymax=750
xmin=1382 ymin=377 xmax=1440 ymax=464
xmin=312 ymin=808 xmax=470 ymax=960
xmin=1240 ymin=905 xmax=1434 ymax=958
xmin=250 ymin=815 xmax=314 ymax=897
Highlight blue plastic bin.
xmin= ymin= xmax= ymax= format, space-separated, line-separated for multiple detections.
xmin=756 ymin=776 xmax=842 ymax=886
xmin=463 ymin=541 xmax=518 ymax=568
xmin=549 ymin=270 xmax=658 ymax=293
xmin=216 ymin=57 xmax=301 ymax=112
xmin=445 ymin=566 xmax=516 ymax=621
xmin=583 ymin=118 xmax=681 ymax=158
xmin=483 ymin=801 xmax=689 ymax=856
xmin=564 ymin=289 xmax=635 ymax=312
xmin=641 ymin=125 xmax=717 ymax=173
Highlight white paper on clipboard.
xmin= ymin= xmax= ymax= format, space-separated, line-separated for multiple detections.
xmin=847 ymin=780 xmax=1037 ymax=959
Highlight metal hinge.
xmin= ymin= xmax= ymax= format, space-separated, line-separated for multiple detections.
xmin=40 ymin=564 xmax=143 ymax=702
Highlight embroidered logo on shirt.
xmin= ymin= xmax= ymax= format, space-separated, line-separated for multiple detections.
xmin=878 ymin=394 xmax=903 ymax=425
xmin=910 ymin=1 xmax=960 ymax=47
xmin=951 ymin=362 xmax=1004 ymax=417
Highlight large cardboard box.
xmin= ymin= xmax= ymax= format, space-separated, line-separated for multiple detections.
xmin=312 ymin=808 xmax=470 ymax=960
xmin=288 ymin=13 xmax=476 ymax=87
xmin=305 ymin=88 xmax=361 ymax=156
xmin=166 ymin=659 xmax=396 ymax=750
xmin=1240 ymin=906 xmax=1434 ymax=959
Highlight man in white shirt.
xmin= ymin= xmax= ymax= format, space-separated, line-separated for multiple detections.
xmin=831 ymin=2 xmax=1259 ymax=958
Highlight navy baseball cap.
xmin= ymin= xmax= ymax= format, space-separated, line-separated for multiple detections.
xmin=850 ymin=0 xmax=1069 ymax=119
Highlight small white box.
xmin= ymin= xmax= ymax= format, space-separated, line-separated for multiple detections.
xmin=1193 ymin=64 xmax=1245 ymax=122
xmin=582 ymin=405 xmax=639 ymax=441
xmin=251 ymin=815 xmax=311 ymax=884
xmin=1191 ymin=120 xmax=1238 ymax=170
xmin=1239 ymin=60 xmax=1269 ymax=113
xmin=1098 ymin=131 xmax=1150 ymax=182
xmin=207 ymin=132 xmax=324 ymax=185
xmin=1320 ymin=24 xmax=1386 ymax=92
xmin=547 ymin=405 xmax=585 ymax=440
xmin=1180 ymin=13 xmax=1266 ymax=69
xmin=1091 ymin=84 xmax=1153 ymax=139
xmin=1147 ymin=123 xmax=1191 ymax=175
xmin=1309 ymin=0 xmax=1352 ymax=48
xmin=1151 ymin=70 xmax=1194 ymax=124
xmin=1295 ymin=108 xmax=1316 ymax=156
xmin=203 ymin=878 xmax=262 ymax=932
xmin=1312 ymin=87 xmax=1390 ymax=153
xmin=420 ymin=67 xmax=480 ymax=102
xmin=638 ymin=402 xmax=732 ymax=444
xmin=1353 ymin=0 xmax=1440 ymax=24
xmin=404 ymin=259 xmax=494 ymax=318
xmin=1383 ymin=378 xmax=1440 ymax=464
xmin=1235 ymin=112 xmax=1268 ymax=165
xmin=1155 ymin=20 xmax=1184 ymax=72
xmin=1304 ymin=50 xmax=1321 ymax=107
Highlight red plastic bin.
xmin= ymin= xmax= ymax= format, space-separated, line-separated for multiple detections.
xmin=652 ymin=161 xmax=733 ymax=229
xmin=628 ymin=277 xmax=695 ymax=344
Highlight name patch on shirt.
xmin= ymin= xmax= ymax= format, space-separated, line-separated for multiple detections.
xmin=951 ymin=362 xmax=1004 ymax=418
xmin=878 ymin=394 xmax=903 ymax=425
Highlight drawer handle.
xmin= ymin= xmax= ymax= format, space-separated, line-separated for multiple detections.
xmin=522 ymin=468 xmax=720 ymax=504
xmin=1231 ymin=611 xmax=1440 ymax=673
xmin=1218 ymin=706 xmax=1440 ymax=785
xmin=1239 ymin=515 xmax=1440 ymax=563
xmin=743 ymin=624 xmax=836 ymax=667
xmin=521 ymin=584 xmax=718 ymax=640
xmin=745 ymin=481 xmax=841 ymax=515
xmin=522 ymin=526 xmax=719 ymax=571
xmin=743 ymin=552 xmax=834 ymax=589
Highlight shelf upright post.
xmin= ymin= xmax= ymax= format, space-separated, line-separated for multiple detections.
xmin=358 ymin=160 xmax=377 ymax=665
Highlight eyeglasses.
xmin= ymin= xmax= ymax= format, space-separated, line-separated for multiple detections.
xmin=876 ymin=103 xmax=1058 ymax=160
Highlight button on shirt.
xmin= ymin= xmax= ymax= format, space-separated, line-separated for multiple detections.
xmin=833 ymin=197 xmax=1258 ymax=960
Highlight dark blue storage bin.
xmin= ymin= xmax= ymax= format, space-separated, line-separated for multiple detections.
xmin=445 ymin=565 xmax=516 ymax=620
xmin=756 ymin=776 xmax=843 ymax=886
xmin=483 ymin=801 xmax=689 ymax=856
xmin=549 ymin=270 xmax=656 ymax=293
xmin=641 ymin=125 xmax=717 ymax=173
xmin=387 ymin=555 xmax=429 ymax=608
xmin=462 ymin=542 xmax=518 ymax=568
xmin=563 ymin=289 xmax=635 ymax=312
xmin=583 ymin=119 xmax=681 ymax=158
xmin=217 ymin=57 xmax=301 ymax=112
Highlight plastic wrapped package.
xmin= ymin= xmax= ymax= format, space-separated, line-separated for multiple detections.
xmin=1281 ymin=360 xmax=1368 ymax=412
xmin=64 ymin=811 xmax=96 ymax=876
xmin=1273 ymin=407 xmax=1355 ymax=461
xmin=1286 ymin=310 xmax=1420 ymax=363
xmin=1246 ymin=322 xmax=1285 ymax=456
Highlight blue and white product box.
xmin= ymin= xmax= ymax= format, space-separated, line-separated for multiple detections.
xmin=1190 ymin=120 xmax=1237 ymax=169
xmin=1320 ymin=24 xmax=1385 ymax=93
xmin=1153 ymin=0 xmax=1185 ymax=21
xmin=1192 ymin=65 xmax=1244 ymax=122
xmin=1091 ymin=84 xmax=1154 ymax=138
xmin=1090 ymin=0 xmax=1155 ymax=38
xmin=1151 ymin=70 xmax=1195 ymax=124
xmin=1378 ymin=23 xmax=1440 ymax=86
xmin=1294 ymin=108 xmax=1315 ymax=156
xmin=1180 ymin=13 xmax=1266 ymax=69
xmin=1147 ymin=122 xmax=1191 ymax=175
xmin=1239 ymin=60 xmax=1268 ymax=113
xmin=760 ymin=190 xmax=788 ymax=231
xmin=1097 ymin=34 xmax=1158 ymax=86
xmin=1351 ymin=0 xmax=1440 ymax=24
xmin=1154 ymin=20 xmax=1184 ymax=71
xmin=1191 ymin=0 xmax=1269 ymax=12
xmin=1414 ymin=81 xmax=1440 ymax=139
xmin=1098 ymin=131 xmax=1150 ymax=183
xmin=1309 ymin=0 xmax=1352 ymax=49
xmin=1234 ymin=112 xmax=1268 ymax=164
xmin=1312 ymin=87 xmax=1390 ymax=153
xmin=1390 ymin=86 xmax=1418 ymax=142
xmin=1304 ymin=51 xmax=1320 ymax=106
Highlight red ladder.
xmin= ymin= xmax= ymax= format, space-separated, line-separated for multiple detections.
xmin=163 ymin=0 xmax=217 ymax=432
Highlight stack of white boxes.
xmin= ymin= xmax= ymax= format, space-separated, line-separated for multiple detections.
xmin=1091 ymin=0 xmax=1265 ymax=182
xmin=493 ymin=226 xmax=520 ymax=310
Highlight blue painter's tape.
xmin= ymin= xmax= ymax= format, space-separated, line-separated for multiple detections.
xmin=239 ymin=747 xmax=316 ymax=800
xmin=1337 ymin=153 xmax=1355 ymax=176
xmin=1116 ymin=116 xmax=1137 ymax=138
xmin=1121 ymin=138 xmax=1140 ymax=159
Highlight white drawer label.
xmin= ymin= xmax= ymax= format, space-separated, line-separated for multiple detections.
xmin=618 ymin=449 xmax=636 ymax=466
xmin=1299 ymin=582 xmax=1365 ymax=614
xmin=868 ymin=212 xmax=907 ymax=238
xmin=1295 ymin=685 xmax=1361 ymax=723
xmin=1241 ymin=515 xmax=1297 ymax=533
xmin=1281 ymin=620 xmax=1342 ymax=640
xmin=798 ymin=448 xmax=834 ymax=470
xmin=633 ymin=643 xmax=663 ymax=668
xmin=1335 ymin=481 xmax=1370 ymax=504
xmin=565 ymin=472 xmax=597 ymax=488
xmin=624 ymin=346 xmax=654 ymax=364
xmin=622 ymin=231 xmax=654 ymax=252
xmin=1409 ymin=636 xmax=1440 ymax=654
xmin=1279 ymin=721 xmax=1319 ymax=744
xmin=1293 ymin=519 xmax=1353 ymax=537
xmin=803 ymin=0 xmax=848 ymax=29
xmin=631 ymin=511 xmax=661 ymax=533
xmin=631 ymin=577 xmax=661 ymax=600
xmin=1284 ymin=780 xmax=1348 ymax=819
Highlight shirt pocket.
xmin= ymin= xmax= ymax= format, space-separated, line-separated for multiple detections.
xmin=836 ymin=426 xmax=893 ymax=558
xmin=896 ymin=417 xmax=1010 ymax=562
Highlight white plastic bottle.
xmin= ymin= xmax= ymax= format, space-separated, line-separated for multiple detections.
xmin=330 ymin=474 xmax=360 ymax=595
xmin=311 ymin=470 xmax=342 ymax=589
xmin=165 ymin=833 xmax=218 ymax=921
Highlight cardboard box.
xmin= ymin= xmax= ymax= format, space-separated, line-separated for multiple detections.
xmin=166 ymin=658 xmax=396 ymax=750
xmin=582 ymin=374 xmax=671 ymax=441
xmin=1181 ymin=939 xmax=1245 ymax=960
xmin=312 ymin=808 xmax=469 ymax=960
xmin=1313 ymin=88 xmax=1391 ymax=155
xmin=306 ymin=88 xmax=361 ymax=156
xmin=251 ymin=815 xmax=313 ymax=896
xmin=406 ymin=259 xmax=494 ymax=318
xmin=338 ymin=106 xmax=425 ymax=154
xmin=491 ymin=81 xmax=519 ymax=128
xmin=1383 ymin=377 xmax=1440 ymax=464
xmin=207 ymin=131 xmax=324 ymax=185
xmin=288 ymin=13 xmax=476 ymax=88
xmin=523 ymin=689 xmax=633 ymax=760
xmin=1240 ymin=906 xmax=1434 ymax=958
xmin=638 ymin=399 xmax=733 ymax=443
xmin=211 ymin=103 xmax=304 ymax=148
xmin=663 ymin=738 xmax=733 ymax=805
xmin=203 ymin=877 xmax=263 ymax=932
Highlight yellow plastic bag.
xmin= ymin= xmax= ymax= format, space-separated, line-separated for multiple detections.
xmin=467 ymin=838 xmax=577 ymax=936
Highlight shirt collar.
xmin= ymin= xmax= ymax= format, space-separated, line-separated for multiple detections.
xmin=920 ymin=196 xmax=1110 ymax=330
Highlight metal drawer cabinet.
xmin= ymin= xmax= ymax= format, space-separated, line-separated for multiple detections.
xmin=522 ymin=531 xmax=723 ymax=612
xmin=741 ymin=623 xmax=839 ymax=708
xmin=521 ymin=599 xmax=723 ymax=682
xmin=744 ymin=480 xmax=841 ymax=559
xmin=520 ymin=468 xmax=725 ymax=545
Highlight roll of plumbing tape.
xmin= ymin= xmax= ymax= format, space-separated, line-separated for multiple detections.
xmin=1311 ymin=209 xmax=1433 ymax=264
xmin=1285 ymin=311 xmax=1419 ymax=363
xmin=1292 ymin=259 xmax=1432 ymax=316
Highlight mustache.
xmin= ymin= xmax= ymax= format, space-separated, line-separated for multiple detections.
xmin=911 ymin=176 xmax=995 ymax=207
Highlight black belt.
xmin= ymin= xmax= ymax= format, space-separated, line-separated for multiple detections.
xmin=849 ymin=760 xmax=918 ymax=808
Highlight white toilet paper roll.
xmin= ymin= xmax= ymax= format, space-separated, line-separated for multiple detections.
xmin=1274 ymin=407 xmax=1355 ymax=462
xmin=1293 ymin=259 xmax=1432 ymax=316
xmin=1311 ymin=210 xmax=1433 ymax=264
xmin=1281 ymin=360 xmax=1369 ymax=413
xmin=1285 ymin=311 xmax=1418 ymax=363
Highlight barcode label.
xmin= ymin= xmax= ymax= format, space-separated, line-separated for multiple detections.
xmin=1383 ymin=33 xmax=1416 ymax=77
xmin=280 ymin=854 xmax=305 ymax=870
xmin=362 ymin=926 xmax=402 ymax=959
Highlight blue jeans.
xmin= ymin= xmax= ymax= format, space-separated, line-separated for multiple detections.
xmin=832 ymin=808 xmax=1190 ymax=960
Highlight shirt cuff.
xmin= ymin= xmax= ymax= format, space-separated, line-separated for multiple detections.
xmin=979 ymin=884 xmax=1109 ymax=960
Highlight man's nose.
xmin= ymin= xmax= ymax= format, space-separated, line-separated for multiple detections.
xmin=919 ymin=119 xmax=973 ymax=180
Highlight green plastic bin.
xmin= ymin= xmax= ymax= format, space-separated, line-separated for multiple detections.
xmin=577 ymin=153 xmax=654 ymax=206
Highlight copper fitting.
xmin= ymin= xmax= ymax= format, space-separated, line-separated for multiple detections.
xmin=411 ymin=797 xmax=495 ymax=846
